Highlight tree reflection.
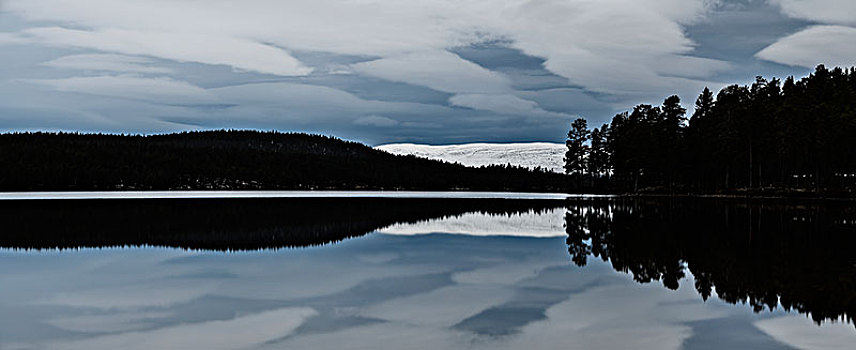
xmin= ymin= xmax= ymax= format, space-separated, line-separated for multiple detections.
xmin=0 ymin=197 xmax=561 ymax=251
xmin=565 ymin=198 xmax=856 ymax=326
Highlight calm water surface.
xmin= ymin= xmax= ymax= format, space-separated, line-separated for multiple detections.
xmin=0 ymin=194 xmax=853 ymax=349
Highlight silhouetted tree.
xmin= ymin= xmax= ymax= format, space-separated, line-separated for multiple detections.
xmin=660 ymin=95 xmax=687 ymax=189
xmin=564 ymin=118 xmax=590 ymax=176
xmin=588 ymin=125 xmax=610 ymax=177
xmin=691 ymin=87 xmax=715 ymax=124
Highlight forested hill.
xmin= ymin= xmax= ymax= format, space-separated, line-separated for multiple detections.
xmin=0 ymin=130 xmax=570 ymax=192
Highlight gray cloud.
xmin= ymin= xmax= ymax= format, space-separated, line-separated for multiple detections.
xmin=353 ymin=115 xmax=400 ymax=127
xmin=770 ymin=0 xmax=856 ymax=26
xmin=42 ymin=54 xmax=174 ymax=74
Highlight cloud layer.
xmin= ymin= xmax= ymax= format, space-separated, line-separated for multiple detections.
xmin=0 ymin=0 xmax=852 ymax=143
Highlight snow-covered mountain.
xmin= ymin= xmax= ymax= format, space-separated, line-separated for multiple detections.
xmin=376 ymin=142 xmax=566 ymax=173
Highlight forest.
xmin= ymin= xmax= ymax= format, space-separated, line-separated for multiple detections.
xmin=565 ymin=65 xmax=856 ymax=195
xmin=0 ymin=130 xmax=570 ymax=192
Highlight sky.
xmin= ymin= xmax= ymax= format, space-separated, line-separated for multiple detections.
xmin=0 ymin=0 xmax=853 ymax=145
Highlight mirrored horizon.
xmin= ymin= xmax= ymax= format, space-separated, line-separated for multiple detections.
xmin=1 ymin=196 xmax=854 ymax=349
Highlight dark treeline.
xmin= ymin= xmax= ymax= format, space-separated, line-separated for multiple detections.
xmin=564 ymin=197 xmax=856 ymax=326
xmin=0 ymin=130 xmax=570 ymax=192
xmin=566 ymin=65 xmax=856 ymax=195
xmin=0 ymin=197 xmax=563 ymax=251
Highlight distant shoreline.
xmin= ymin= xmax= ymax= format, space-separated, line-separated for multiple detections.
xmin=2 ymin=189 xmax=852 ymax=201
xmin=0 ymin=131 xmax=572 ymax=193
xmin=0 ymin=190 xmax=585 ymax=201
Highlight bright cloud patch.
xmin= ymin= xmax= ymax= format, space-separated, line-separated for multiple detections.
xmin=352 ymin=51 xmax=512 ymax=94
xmin=21 ymin=27 xmax=311 ymax=76
xmin=756 ymin=25 xmax=856 ymax=68
xmin=771 ymin=0 xmax=856 ymax=26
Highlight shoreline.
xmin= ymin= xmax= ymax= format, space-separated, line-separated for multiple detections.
xmin=0 ymin=190 xmax=583 ymax=201
xmin=0 ymin=189 xmax=852 ymax=201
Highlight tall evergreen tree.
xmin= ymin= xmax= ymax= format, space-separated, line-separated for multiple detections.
xmin=687 ymin=87 xmax=715 ymax=188
xmin=661 ymin=95 xmax=687 ymax=131
xmin=691 ymin=87 xmax=714 ymax=124
xmin=660 ymin=95 xmax=686 ymax=188
xmin=588 ymin=126 xmax=609 ymax=177
xmin=564 ymin=118 xmax=590 ymax=176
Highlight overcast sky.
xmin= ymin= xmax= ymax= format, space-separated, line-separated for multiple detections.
xmin=0 ymin=0 xmax=853 ymax=144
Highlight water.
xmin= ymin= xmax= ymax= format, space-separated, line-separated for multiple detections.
xmin=0 ymin=195 xmax=853 ymax=349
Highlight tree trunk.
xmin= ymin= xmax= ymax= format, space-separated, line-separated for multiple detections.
xmin=634 ymin=172 xmax=639 ymax=192
xmin=815 ymin=165 xmax=821 ymax=193
xmin=749 ymin=143 xmax=754 ymax=189
xmin=725 ymin=166 xmax=730 ymax=189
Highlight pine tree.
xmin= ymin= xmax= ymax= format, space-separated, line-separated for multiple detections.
xmin=660 ymin=95 xmax=686 ymax=189
xmin=564 ymin=118 xmax=590 ymax=176
xmin=661 ymin=95 xmax=687 ymax=131
xmin=588 ymin=126 xmax=609 ymax=177
xmin=691 ymin=87 xmax=715 ymax=125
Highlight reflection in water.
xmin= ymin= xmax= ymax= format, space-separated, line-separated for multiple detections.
xmin=0 ymin=198 xmax=562 ymax=250
xmin=379 ymin=207 xmax=566 ymax=237
xmin=0 ymin=196 xmax=854 ymax=349
xmin=564 ymin=198 xmax=856 ymax=327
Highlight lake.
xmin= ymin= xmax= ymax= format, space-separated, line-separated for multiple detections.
xmin=0 ymin=194 xmax=853 ymax=349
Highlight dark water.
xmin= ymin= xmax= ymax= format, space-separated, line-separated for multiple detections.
xmin=0 ymin=196 xmax=853 ymax=349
